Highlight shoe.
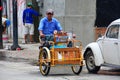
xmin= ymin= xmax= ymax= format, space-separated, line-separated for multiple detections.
xmin=22 ymin=40 xmax=27 ymax=44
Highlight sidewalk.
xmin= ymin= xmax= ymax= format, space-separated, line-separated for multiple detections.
xmin=0 ymin=40 xmax=40 ymax=61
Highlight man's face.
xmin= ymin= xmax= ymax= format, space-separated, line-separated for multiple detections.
xmin=47 ymin=13 xmax=53 ymax=20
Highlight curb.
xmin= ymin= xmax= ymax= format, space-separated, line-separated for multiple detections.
xmin=0 ymin=43 xmax=40 ymax=61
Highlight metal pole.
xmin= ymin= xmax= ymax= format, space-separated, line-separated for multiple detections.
xmin=11 ymin=0 xmax=21 ymax=50
xmin=0 ymin=0 xmax=3 ymax=49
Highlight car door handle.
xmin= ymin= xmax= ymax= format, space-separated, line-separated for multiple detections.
xmin=114 ymin=42 xmax=118 ymax=45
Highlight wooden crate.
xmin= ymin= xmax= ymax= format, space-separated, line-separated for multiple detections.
xmin=95 ymin=27 xmax=107 ymax=40
xmin=51 ymin=48 xmax=82 ymax=65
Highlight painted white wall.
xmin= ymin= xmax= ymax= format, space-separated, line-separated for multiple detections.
xmin=17 ymin=0 xmax=26 ymax=38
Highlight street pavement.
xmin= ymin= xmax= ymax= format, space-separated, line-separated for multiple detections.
xmin=0 ymin=57 xmax=120 ymax=80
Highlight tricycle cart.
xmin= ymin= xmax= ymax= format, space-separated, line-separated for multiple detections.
xmin=38 ymin=32 xmax=83 ymax=76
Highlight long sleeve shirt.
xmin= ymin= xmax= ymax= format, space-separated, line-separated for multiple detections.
xmin=23 ymin=8 xmax=39 ymax=24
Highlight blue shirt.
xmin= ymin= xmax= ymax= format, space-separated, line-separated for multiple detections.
xmin=38 ymin=17 xmax=62 ymax=35
xmin=23 ymin=8 xmax=39 ymax=24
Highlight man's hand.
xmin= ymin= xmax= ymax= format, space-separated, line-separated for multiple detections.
xmin=40 ymin=33 xmax=45 ymax=38
xmin=54 ymin=30 xmax=57 ymax=34
xmin=40 ymin=31 xmax=45 ymax=38
xmin=60 ymin=30 xmax=64 ymax=33
xmin=54 ymin=30 xmax=64 ymax=34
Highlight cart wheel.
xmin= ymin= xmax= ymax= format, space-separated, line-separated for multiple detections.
xmin=39 ymin=48 xmax=50 ymax=76
xmin=71 ymin=65 xmax=82 ymax=75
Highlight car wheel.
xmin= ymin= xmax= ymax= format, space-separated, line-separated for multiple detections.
xmin=85 ymin=50 xmax=100 ymax=73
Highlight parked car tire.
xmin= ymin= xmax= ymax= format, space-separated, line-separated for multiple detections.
xmin=85 ymin=49 xmax=101 ymax=73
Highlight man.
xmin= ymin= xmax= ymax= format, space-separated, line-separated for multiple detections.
xmin=38 ymin=9 xmax=63 ymax=38
xmin=23 ymin=2 xmax=39 ymax=43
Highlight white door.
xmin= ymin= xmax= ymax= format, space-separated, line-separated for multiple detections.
xmin=102 ymin=25 xmax=120 ymax=65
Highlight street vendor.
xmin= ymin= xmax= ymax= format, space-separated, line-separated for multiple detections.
xmin=38 ymin=9 xmax=63 ymax=38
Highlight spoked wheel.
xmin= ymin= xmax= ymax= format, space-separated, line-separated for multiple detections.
xmin=39 ymin=48 xmax=50 ymax=76
xmin=71 ymin=65 xmax=82 ymax=75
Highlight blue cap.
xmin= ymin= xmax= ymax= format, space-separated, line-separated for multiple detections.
xmin=6 ymin=20 xmax=11 ymax=27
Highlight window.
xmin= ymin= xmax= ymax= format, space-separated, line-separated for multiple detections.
xmin=106 ymin=25 xmax=119 ymax=39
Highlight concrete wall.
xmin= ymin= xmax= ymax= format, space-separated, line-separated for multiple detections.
xmin=64 ymin=0 xmax=96 ymax=46
xmin=43 ymin=0 xmax=65 ymax=16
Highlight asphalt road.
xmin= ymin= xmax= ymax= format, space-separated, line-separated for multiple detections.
xmin=0 ymin=57 xmax=120 ymax=80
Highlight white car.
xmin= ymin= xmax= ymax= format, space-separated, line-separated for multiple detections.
xmin=84 ymin=19 xmax=120 ymax=73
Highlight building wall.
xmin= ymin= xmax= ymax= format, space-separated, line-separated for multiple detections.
xmin=17 ymin=0 xmax=26 ymax=38
xmin=42 ymin=0 xmax=96 ymax=46
xmin=65 ymin=0 xmax=96 ymax=46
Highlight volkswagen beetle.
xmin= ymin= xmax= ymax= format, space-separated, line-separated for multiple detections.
xmin=84 ymin=19 xmax=120 ymax=73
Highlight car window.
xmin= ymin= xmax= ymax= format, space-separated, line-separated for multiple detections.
xmin=106 ymin=25 xmax=119 ymax=39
